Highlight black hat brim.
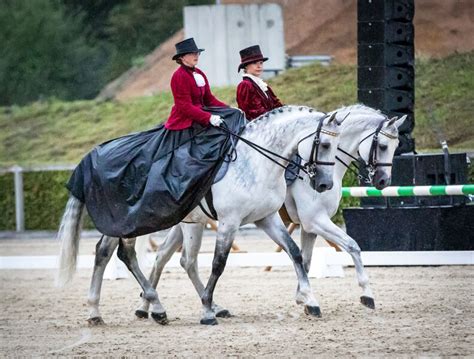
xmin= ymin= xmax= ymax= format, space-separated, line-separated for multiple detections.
xmin=172 ymin=49 xmax=205 ymax=61
xmin=238 ymin=57 xmax=269 ymax=72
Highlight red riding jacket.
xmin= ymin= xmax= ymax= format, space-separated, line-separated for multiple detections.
xmin=236 ymin=77 xmax=283 ymax=120
xmin=165 ymin=65 xmax=227 ymax=130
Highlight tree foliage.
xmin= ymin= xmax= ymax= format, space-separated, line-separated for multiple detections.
xmin=0 ymin=0 xmax=107 ymax=105
xmin=0 ymin=0 xmax=212 ymax=106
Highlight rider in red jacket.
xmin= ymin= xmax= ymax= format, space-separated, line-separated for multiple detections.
xmin=236 ymin=45 xmax=283 ymax=121
xmin=165 ymin=38 xmax=227 ymax=130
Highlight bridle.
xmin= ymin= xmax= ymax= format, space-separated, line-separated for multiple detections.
xmin=336 ymin=119 xmax=398 ymax=184
xmin=297 ymin=114 xmax=339 ymax=179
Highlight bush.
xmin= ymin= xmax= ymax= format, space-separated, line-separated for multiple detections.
xmin=0 ymin=170 xmax=94 ymax=230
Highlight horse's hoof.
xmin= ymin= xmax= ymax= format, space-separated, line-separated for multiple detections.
xmin=87 ymin=317 xmax=105 ymax=326
xmin=215 ymin=309 xmax=233 ymax=318
xmin=151 ymin=312 xmax=169 ymax=325
xmin=135 ymin=309 xmax=149 ymax=319
xmin=200 ymin=317 xmax=218 ymax=325
xmin=361 ymin=296 xmax=375 ymax=309
xmin=304 ymin=305 xmax=322 ymax=317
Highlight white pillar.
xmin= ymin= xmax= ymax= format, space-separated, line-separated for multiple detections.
xmin=13 ymin=165 xmax=24 ymax=232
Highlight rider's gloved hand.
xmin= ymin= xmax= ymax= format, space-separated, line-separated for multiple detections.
xmin=209 ymin=115 xmax=224 ymax=127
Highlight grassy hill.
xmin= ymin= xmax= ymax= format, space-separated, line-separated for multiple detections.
xmin=1 ymin=52 xmax=473 ymax=166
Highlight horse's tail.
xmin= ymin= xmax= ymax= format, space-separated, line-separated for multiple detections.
xmin=55 ymin=195 xmax=85 ymax=287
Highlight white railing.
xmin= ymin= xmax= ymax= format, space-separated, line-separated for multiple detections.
xmin=287 ymin=55 xmax=333 ymax=68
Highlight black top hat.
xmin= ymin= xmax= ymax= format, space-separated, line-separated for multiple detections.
xmin=238 ymin=45 xmax=268 ymax=72
xmin=172 ymin=38 xmax=204 ymax=61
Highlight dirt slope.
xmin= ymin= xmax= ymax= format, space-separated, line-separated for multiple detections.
xmin=99 ymin=0 xmax=474 ymax=100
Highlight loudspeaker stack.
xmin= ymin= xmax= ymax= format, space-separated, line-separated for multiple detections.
xmin=357 ymin=0 xmax=415 ymax=154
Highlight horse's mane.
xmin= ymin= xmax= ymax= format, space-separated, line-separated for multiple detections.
xmin=331 ymin=104 xmax=394 ymax=132
xmin=244 ymin=105 xmax=322 ymax=134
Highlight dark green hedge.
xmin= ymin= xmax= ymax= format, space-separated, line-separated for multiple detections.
xmin=0 ymin=170 xmax=94 ymax=230
xmin=0 ymin=169 xmax=361 ymax=230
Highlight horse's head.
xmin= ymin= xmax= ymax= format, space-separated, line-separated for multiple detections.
xmin=297 ymin=113 xmax=342 ymax=192
xmin=357 ymin=115 xmax=407 ymax=189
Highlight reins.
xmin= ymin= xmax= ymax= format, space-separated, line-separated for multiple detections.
xmin=219 ymin=113 xmax=339 ymax=180
xmin=218 ymin=122 xmax=309 ymax=179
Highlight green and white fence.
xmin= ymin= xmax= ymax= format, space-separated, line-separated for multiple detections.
xmin=341 ymin=184 xmax=474 ymax=198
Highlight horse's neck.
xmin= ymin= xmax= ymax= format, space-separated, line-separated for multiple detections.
xmin=333 ymin=112 xmax=377 ymax=183
xmin=241 ymin=110 xmax=322 ymax=159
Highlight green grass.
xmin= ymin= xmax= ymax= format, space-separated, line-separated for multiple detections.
xmin=0 ymin=52 xmax=473 ymax=166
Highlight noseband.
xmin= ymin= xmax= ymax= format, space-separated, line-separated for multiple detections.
xmin=337 ymin=119 xmax=398 ymax=183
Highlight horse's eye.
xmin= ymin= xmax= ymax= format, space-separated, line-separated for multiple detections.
xmin=322 ymin=142 xmax=330 ymax=150
xmin=379 ymin=144 xmax=388 ymax=151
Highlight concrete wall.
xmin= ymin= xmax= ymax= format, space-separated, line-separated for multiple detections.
xmin=184 ymin=4 xmax=285 ymax=87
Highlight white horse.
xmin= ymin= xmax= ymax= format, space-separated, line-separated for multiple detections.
xmin=56 ymin=106 xmax=342 ymax=325
xmin=136 ymin=104 xmax=406 ymax=320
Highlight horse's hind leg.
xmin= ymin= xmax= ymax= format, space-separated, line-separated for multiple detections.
xmin=87 ymin=235 xmax=119 ymax=325
xmin=300 ymin=230 xmax=317 ymax=273
xmin=255 ymin=213 xmax=321 ymax=317
xmin=135 ymin=225 xmax=183 ymax=319
xmin=200 ymin=221 xmax=238 ymax=325
xmin=180 ymin=223 xmax=232 ymax=318
xmin=117 ymin=237 xmax=168 ymax=324
xmin=302 ymin=217 xmax=375 ymax=309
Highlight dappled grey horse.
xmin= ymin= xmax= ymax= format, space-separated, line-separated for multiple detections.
xmin=136 ymin=104 xmax=406 ymax=320
xmin=56 ymin=105 xmax=342 ymax=325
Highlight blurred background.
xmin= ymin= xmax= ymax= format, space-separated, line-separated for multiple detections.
xmin=0 ymin=0 xmax=473 ymax=231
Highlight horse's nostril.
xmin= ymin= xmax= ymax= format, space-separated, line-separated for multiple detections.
xmin=379 ymin=179 xmax=386 ymax=187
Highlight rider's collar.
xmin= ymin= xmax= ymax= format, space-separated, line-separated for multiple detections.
xmin=181 ymin=64 xmax=196 ymax=72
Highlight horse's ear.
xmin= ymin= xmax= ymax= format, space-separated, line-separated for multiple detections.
xmin=327 ymin=112 xmax=337 ymax=125
xmin=394 ymin=115 xmax=407 ymax=129
xmin=386 ymin=116 xmax=398 ymax=127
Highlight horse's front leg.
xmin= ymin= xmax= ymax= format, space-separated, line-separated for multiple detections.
xmin=200 ymin=222 xmax=238 ymax=325
xmin=135 ymin=225 xmax=183 ymax=320
xmin=303 ymin=216 xmax=375 ymax=309
xmin=117 ymin=237 xmax=168 ymax=324
xmin=87 ymin=235 xmax=120 ymax=325
xmin=180 ymin=223 xmax=232 ymax=318
xmin=255 ymin=213 xmax=321 ymax=317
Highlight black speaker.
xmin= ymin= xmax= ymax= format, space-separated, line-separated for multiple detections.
xmin=358 ymin=0 xmax=414 ymax=21
xmin=343 ymin=205 xmax=474 ymax=251
xmin=358 ymin=88 xmax=414 ymax=111
xmin=357 ymin=0 xmax=415 ymax=154
xmin=358 ymin=21 xmax=414 ymax=44
xmin=358 ymin=43 xmax=414 ymax=67
xmin=358 ymin=66 xmax=414 ymax=89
